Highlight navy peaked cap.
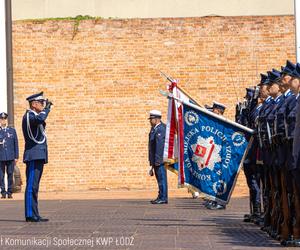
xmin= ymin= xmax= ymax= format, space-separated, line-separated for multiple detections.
xmin=0 ymin=112 xmax=8 ymax=119
xmin=290 ymin=63 xmax=300 ymax=78
xmin=258 ymin=73 xmax=269 ymax=86
xmin=26 ymin=91 xmax=46 ymax=102
xmin=204 ymin=104 xmax=213 ymax=112
xmin=212 ymin=101 xmax=226 ymax=112
xmin=267 ymin=69 xmax=281 ymax=84
xmin=281 ymin=60 xmax=296 ymax=76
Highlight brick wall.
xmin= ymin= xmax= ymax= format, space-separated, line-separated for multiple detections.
xmin=12 ymin=16 xmax=295 ymax=195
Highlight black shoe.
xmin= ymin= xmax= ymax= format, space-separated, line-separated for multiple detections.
xmin=204 ymin=201 xmax=213 ymax=208
xmin=243 ymin=215 xmax=251 ymax=223
xmin=150 ymin=198 xmax=159 ymax=204
xmin=38 ymin=217 xmax=49 ymax=222
xmin=26 ymin=217 xmax=49 ymax=222
xmin=7 ymin=194 xmax=12 ymax=199
xmin=208 ymin=204 xmax=226 ymax=210
xmin=26 ymin=217 xmax=40 ymax=222
xmin=152 ymin=199 xmax=168 ymax=204
xmin=206 ymin=201 xmax=216 ymax=209
xmin=1 ymin=193 xmax=6 ymax=199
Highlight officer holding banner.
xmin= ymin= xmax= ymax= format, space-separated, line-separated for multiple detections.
xmin=148 ymin=110 xmax=168 ymax=204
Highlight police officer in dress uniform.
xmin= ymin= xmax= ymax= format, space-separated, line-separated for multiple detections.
xmin=261 ymin=69 xmax=284 ymax=236
xmin=240 ymin=86 xmax=262 ymax=223
xmin=206 ymin=102 xmax=227 ymax=210
xmin=148 ymin=110 xmax=168 ymax=204
xmin=253 ymin=74 xmax=270 ymax=227
xmin=22 ymin=92 xmax=53 ymax=222
xmin=268 ymin=68 xmax=294 ymax=239
xmin=276 ymin=60 xmax=297 ymax=244
xmin=285 ymin=63 xmax=300 ymax=246
xmin=0 ymin=112 xmax=19 ymax=199
xmin=257 ymin=74 xmax=274 ymax=232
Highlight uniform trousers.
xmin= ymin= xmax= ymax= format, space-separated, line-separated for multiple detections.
xmin=244 ymin=163 xmax=261 ymax=205
xmin=154 ymin=164 xmax=168 ymax=201
xmin=25 ymin=160 xmax=44 ymax=219
xmin=0 ymin=160 xmax=15 ymax=195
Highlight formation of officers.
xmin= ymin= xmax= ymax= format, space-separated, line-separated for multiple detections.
xmin=236 ymin=60 xmax=300 ymax=246
xmin=0 ymin=92 xmax=52 ymax=223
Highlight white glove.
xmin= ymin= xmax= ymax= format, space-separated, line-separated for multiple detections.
xmin=148 ymin=166 xmax=154 ymax=176
xmin=192 ymin=191 xmax=199 ymax=199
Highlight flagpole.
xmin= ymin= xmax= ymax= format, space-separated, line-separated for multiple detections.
xmin=159 ymin=71 xmax=202 ymax=106
xmin=176 ymin=85 xmax=202 ymax=107
xmin=295 ymin=0 xmax=300 ymax=62
xmin=167 ymin=93 xmax=254 ymax=134
xmin=0 ymin=0 xmax=7 ymax=114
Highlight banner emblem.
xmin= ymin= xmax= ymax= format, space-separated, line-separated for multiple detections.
xmin=191 ymin=136 xmax=221 ymax=171
xmin=232 ymin=132 xmax=246 ymax=147
xmin=185 ymin=110 xmax=199 ymax=126
xmin=213 ymin=180 xmax=227 ymax=195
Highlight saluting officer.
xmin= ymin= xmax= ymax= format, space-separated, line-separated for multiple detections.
xmin=148 ymin=110 xmax=168 ymax=204
xmin=0 ymin=112 xmax=19 ymax=199
xmin=22 ymin=92 xmax=53 ymax=222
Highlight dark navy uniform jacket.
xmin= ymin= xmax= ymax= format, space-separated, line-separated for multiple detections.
xmin=0 ymin=127 xmax=19 ymax=161
xmin=276 ymin=90 xmax=294 ymax=136
xmin=244 ymin=103 xmax=262 ymax=165
xmin=285 ymin=94 xmax=297 ymax=170
xmin=258 ymin=97 xmax=275 ymax=165
xmin=286 ymin=95 xmax=297 ymax=138
xmin=258 ymin=96 xmax=274 ymax=141
xmin=22 ymin=108 xmax=50 ymax=163
xmin=292 ymin=96 xmax=300 ymax=170
xmin=266 ymin=95 xmax=284 ymax=135
xmin=148 ymin=122 xmax=166 ymax=167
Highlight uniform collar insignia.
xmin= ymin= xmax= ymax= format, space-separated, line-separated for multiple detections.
xmin=265 ymin=96 xmax=272 ymax=103
xmin=284 ymin=89 xmax=292 ymax=98
xmin=274 ymin=95 xmax=282 ymax=103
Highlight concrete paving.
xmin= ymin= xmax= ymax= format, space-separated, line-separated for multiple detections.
xmin=0 ymin=195 xmax=289 ymax=250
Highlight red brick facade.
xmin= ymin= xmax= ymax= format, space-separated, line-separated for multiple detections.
xmin=12 ymin=16 xmax=295 ymax=194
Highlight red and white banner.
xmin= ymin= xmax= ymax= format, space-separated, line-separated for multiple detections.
xmin=163 ymin=81 xmax=197 ymax=186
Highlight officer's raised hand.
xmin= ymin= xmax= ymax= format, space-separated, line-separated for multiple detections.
xmin=45 ymin=99 xmax=53 ymax=109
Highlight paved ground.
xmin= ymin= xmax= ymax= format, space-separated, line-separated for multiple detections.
xmin=0 ymin=195 xmax=290 ymax=250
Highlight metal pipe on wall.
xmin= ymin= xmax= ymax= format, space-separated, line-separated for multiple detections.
xmin=296 ymin=0 xmax=300 ymax=62
xmin=5 ymin=0 xmax=13 ymax=126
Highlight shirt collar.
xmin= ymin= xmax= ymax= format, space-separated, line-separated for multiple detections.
xmin=29 ymin=109 xmax=38 ymax=115
xmin=284 ymin=89 xmax=292 ymax=98
xmin=154 ymin=122 xmax=161 ymax=130
xmin=265 ymin=96 xmax=273 ymax=104
xmin=274 ymin=94 xmax=282 ymax=103
xmin=297 ymin=93 xmax=300 ymax=100
xmin=256 ymin=103 xmax=263 ymax=110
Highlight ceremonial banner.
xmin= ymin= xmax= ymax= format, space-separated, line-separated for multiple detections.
xmin=163 ymin=82 xmax=199 ymax=178
xmin=180 ymin=102 xmax=253 ymax=204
